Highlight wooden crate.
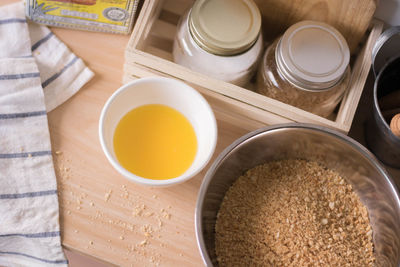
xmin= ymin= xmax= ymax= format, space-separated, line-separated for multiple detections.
xmin=124 ymin=0 xmax=383 ymax=133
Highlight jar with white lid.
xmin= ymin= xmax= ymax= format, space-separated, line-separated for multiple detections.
xmin=256 ymin=21 xmax=351 ymax=118
xmin=173 ymin=0 xmax=263 ymax=87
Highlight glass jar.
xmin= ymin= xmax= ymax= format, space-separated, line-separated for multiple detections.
xmin=173 ymin=0 xmax=263 ymax=87
xmin=256 ymin=21 xmax=351 ymax=118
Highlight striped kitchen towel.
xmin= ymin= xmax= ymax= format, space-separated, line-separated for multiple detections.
xmin=0 ymin=1 xmax=94 ymax=266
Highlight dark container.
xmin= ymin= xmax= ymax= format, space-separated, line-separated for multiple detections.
xmin=365 ymin=26 xmax=400 ymax=168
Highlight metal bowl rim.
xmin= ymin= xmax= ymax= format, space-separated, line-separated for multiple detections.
xmin=194 ymin=122 xmax=400 ymax=266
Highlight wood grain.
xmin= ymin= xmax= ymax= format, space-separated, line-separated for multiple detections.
xmin=254 ymin=0 xmax=377 ymax=52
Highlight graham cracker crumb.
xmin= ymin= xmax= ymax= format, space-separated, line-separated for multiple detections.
xmin=215 ymin=159 xmax=375 ymax=266
xmin=132 ymin=204 xmax=146 ymax=217
xmin=104 ymin=190 xmax=112 ymax=202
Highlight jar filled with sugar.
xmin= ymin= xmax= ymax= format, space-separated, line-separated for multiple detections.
xmin=173 ymin=0 xmax=263 ymax=87
xmin=256 ymin=21 xmax=351 ymax=117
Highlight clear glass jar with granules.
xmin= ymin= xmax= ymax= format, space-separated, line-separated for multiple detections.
xmin=256 ymin=21 xmax=351 ymax=118
xmin=173 ymin=0 xmax=263 ymax=87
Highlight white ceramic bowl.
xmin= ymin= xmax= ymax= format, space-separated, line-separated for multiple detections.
xmin=99 ymin=77 xmax=217 ymax=187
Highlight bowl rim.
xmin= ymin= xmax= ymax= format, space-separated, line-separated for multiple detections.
xmin=195 ymin=123 xmax=400 ymax=266
xmin=98 ymin=76 xmax=218 ymax=187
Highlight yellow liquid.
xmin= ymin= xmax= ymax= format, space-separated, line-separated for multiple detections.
xmin=113 ymin=104 xmax=198 ymax=180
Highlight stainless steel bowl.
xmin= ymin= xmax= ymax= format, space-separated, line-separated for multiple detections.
xmin=195 ymin=124 xmax=400 ymax=266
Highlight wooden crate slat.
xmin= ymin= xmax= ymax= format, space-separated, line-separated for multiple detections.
xmin=144 ymin=34 xmax=173 ymax=55
xmin=125 ymin=58 xmax=349 ymax=132
xmin=335 ymin=19 xmax=384 ymax=127
xmin=123 ymin=63 xmax=293 ymax=130
xmin=151 ymin=19 xmax=177 ymax=42
xmin=162 ymin=0 xmax=193 ymax=16
xmin=144 ymin=46 xmax=173 ymax=61
xmin=126 ymin=48 xmax=347 ymax=129
xmin=126 ymin=0 xmax=163 ymax=52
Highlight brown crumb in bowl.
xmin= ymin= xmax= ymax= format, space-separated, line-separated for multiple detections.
xmin=215 ymin=159 xmax=375 ymax=267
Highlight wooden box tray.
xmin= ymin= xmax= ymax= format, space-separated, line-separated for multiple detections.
xmin=124 ymin=0 xmax=383 ymax=133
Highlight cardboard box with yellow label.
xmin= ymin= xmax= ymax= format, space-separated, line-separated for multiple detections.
xmin=26 ymin=0 xmax=140 ymax=34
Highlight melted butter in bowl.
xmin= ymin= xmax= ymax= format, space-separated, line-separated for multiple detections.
xmin=113 ymin=104 xmax=197 ymax=180
xmin=99 ymin=77 xmax=217 ymax=187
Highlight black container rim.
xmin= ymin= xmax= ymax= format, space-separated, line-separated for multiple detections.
xmin=373 ymin=55 xmax=400 ymax=144
xmin=372 ymin=26 xmax=400 ymax=77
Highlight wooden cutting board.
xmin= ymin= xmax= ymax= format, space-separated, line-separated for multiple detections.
xmin=46 ymin=29 xmax=266 ymax=265
xmin=43 ymin=21 xmax=268 ymax=267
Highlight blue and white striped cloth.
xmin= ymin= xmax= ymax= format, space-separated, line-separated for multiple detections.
xmin=0 ymin=2 xmax=94 ymax=266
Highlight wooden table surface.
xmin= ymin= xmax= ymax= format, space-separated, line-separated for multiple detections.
xmin=47 ymin=28 xmax=261 ymax=267
xmin=4 ymin=1 xmax=261 ymax=266
xmin=2 ymin=1 xmax=400 ymax=266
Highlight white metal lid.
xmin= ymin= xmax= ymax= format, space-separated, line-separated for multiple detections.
xmin=276 ymin=21 xmax=350 ymax=91
xmin=189 ymin=0 xmax=261 ymax=56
